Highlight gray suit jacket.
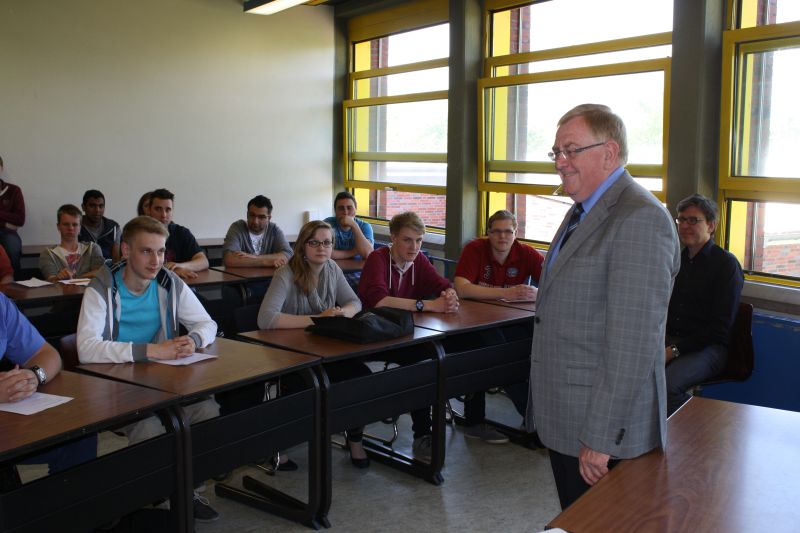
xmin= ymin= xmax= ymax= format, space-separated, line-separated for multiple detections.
xmin=527 ymin=171 xmax=680 ymax=459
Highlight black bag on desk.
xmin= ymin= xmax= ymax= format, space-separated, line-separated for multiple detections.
xmin=306 ymin=307 xmax=414 ymax=343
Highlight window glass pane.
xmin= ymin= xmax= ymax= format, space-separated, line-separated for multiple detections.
xmin=350 ymin=100 xmax=448 ymax=153
xmin=353 ymin=23 xmax=449 ymax=71
xmin=485 ymin=72 xmax=664 ymax=164
xmin=487 ymin=171 xmax=560 ymax=187
xmin=359 ymin=189 xmax=447 ymax=228
xmin=733 ymin=44 xmax=800 ymax=178
xmin=494 ymin=46 xmax=672 ymax=76
xmin=352 ymin=161 xmax=446 ymax=186
xmin=491 ymin=0 xmax=672 ymax=56
xmin=353 ymin=67 xmax=449 ymax=99
xmin=738 ymin=0 xmax=800 ymax=29
xmin=487 ymin=192 xmax=572 ymax=243
xmin=727 ymin=200 xmax=800 ymax=279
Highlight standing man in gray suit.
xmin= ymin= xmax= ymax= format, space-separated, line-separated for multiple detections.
xmin=528 ymin=104 xmax=680 ymax=510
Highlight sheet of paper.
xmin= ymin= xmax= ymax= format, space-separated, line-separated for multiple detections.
xmin=151 ymin=353 xmax=218 ymax=366
xmin=0 ymin=392 xmax=73 ymax=415
xmin=14 ymin=278 xmax=53 ymax=288
xmin=499 ymin=298 xmax=536 ymax=303
xmin=59 ymin=278 xmax=91 ymax=286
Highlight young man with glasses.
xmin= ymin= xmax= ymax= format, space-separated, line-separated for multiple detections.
xmin=452 ymin=210 xmax=543 ymax=443
xmin=665 ymin=194 xmax=743 ymax=415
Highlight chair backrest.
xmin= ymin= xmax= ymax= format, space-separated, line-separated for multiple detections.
xmin=59 ymin=333 xmax=79 ymax=371
xmin=716 ymin=302 xmax=755 ymax=382
xmin=232 ymin=304 xmax=261 ymax=335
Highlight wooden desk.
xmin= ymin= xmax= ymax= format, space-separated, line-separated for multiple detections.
xmin=211 ymin=265 xmax=276 ymax=281
xmin=548 ymin=397 xmax=800 ymax=533
xmin=240 ymin=327 xmax=447 ymax=526
xmin=0 ymin=371 xmax=189 ymax=532
xmin=471 ymin=298 xmax=536 ymax=313
xmin=182 ymin=268 xmax=249 ymax=289
xmin=0 ymin=281 xmax=85 ymax=308
xmin=334 ymin=258 xmax=365 ymax=273
xmin=78 ymin=337 xmax=324 ymax=529
xmin=413 ymin=300 xmax=537 ymax=447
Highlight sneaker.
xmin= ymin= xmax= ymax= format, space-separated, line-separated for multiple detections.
xmin=412 ymin=434 xmax=432 ymax=461
xmin=464 ymin=424 xmax=510 ymax=444
xmin=193 ymin=492 xmax=220 ymax=523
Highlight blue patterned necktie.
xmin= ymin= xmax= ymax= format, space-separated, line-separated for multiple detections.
xmin=559 ymin=203 xmax=584 ymax=250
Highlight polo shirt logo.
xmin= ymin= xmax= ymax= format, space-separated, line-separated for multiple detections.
xmin=507 ymin=267 xmax=519 ymax=278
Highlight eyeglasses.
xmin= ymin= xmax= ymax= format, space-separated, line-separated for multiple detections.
xmin=548 ymin=142 xmax=606 ymax=162
xmin=675 ymin=216 xmax=706 ymax=226
xmin=306 ymin=239 xmax=333 ymax=248
xmin=488 ymin=229 xmax=515 ymax=236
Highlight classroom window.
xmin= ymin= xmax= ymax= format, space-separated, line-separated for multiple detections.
xmin=345 ymin=6 xmax=449 ymax=229
xmin=719 ymin=3 xmax=800 ymax=285
xmin=479 ymin=0 xmax=672 ymax=241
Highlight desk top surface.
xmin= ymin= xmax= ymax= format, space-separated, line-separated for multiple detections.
xmin=412 ymin=299 xmax=534 ymax=333
xmin=471 ymin=298 xmax=536 ymax=313
xmin=211 ymin=265 xmax=276 ymax=280
xmin=213 ymin=258 xmax=364 ymax=280
xmin=182 ymin=268 xmax=246 ymax=287
xmin=548 ymin=397 xmax=800 ymax=532
xmin=0 ymin=281 xmax=86 ymax=305
xmin=0 ymin=371 xmax=176 ymax=460
xmin=239 ymin=326 xmax=443 ymax=362
xmin=78 ymin=337 xmax=318 ymax=398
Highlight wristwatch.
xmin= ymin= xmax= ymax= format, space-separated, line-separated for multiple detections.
xmin=669 ymin=345 xmax=680 ymax=360
xmin=415 ymin=299 xmax=425 ymax=312
xmin=30 ymin=365 xmax=47 ymax=386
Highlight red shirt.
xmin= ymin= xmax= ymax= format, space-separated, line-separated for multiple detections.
xmin=0 ymin=245 xmax=12 ymax=280
xmin=454 ymin=238 xmax=543 ymax=287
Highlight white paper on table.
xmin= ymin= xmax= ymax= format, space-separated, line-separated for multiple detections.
xmin=151 ymin=353 xmax=219 ymax=366
xmin=0 ymin=392 xmax=73 ymax=415
xmin=499 ymin=298 xmax=536 ymax=303
xmin=59 ymin=278 xmax=91 ymax=286
xmin=14 ymin=278 xmax=53 ymax=288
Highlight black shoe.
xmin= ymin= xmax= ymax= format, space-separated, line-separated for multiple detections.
xmin=350 ymin=454 xmax=370 ymax=469
xmin=193 ymin=492 xmax=220 ymax=523
xmin=276 ymin=458 xmax=299 ymax=471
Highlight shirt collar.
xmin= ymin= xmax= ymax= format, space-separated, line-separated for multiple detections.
xmin=581 ymin=166 xmax=625 ymax=215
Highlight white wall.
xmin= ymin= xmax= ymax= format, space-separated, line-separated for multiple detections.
xmin=0 ymin=0 xmax=335 ymax=245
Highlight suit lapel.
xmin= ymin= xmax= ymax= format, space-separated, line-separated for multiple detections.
xmin=542 ymin=172 xmax=635 ymax=292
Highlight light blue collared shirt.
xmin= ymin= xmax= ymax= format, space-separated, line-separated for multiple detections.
xmin=546 ymin=166 xmax=625 ymax=271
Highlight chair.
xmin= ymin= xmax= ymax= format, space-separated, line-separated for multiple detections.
xmin=700 ymin=302 xmax=755 ymax=386
xmin=59 ymin=333 xmax=80 ymax=371
xmin=233 ymin=303 xmax=260 ymax=335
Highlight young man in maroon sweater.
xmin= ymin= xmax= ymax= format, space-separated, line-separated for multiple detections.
xmin=358 ymin=211 xmax=457 ymax=460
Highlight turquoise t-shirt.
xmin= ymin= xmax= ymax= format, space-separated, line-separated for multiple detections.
xmin=114 ymin=269 xmax=163 ymax=343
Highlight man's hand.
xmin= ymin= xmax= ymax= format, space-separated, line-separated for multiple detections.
xmin=337 ymin=214 xmax=356 ymax=230
xmin=173 ymin=266 xmax=198 ymax=280
xmin=0 ymin=366 xmax=38 ymax=403
xmin=272 ymin=256 xmax=288 ymax=268
xmin=578 ymin=446 xmax=611 ymax=486
xmin=232 ymin=251 xmax=258 ymax=259
xmin=54 ymin=268 xmax=73 ymax=281
xmin=429 ymin=289 xmax=459 ymax=313
xmin=505 ymin=284 xmax=537 ymax=301
xmin=148 ymin=336 xmax=196 ymax=360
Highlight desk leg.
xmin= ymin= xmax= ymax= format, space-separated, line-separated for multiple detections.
xmin=160 ymin=405 xmax=193 ymax=533
xmin=357 ymin=341 xmax=446 ymax=486
xmin=215 ymin=368 xmax=324 ymax=530
xmin=316 ymin=365 xmax=334 ymax=528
